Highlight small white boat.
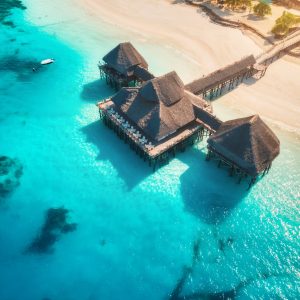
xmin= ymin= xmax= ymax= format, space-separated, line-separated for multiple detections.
xmin=40 ymin=58 xmax=55 ymax=65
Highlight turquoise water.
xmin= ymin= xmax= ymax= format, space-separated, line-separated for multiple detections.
xmin=0 ymin=1 xmax=299 ymax=299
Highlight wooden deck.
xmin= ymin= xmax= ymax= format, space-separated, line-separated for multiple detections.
xmin=256 ymin=31 xmax=300 ymax=66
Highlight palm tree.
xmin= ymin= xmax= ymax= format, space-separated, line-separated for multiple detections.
xmin=272 ymin=11 xmax=300 ymax=36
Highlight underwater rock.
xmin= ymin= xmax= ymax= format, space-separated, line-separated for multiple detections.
xmin=26 ymin=207 xmax=77 ymax=254
xmin=0 ymin=55 xmax=41 ymax=81
xmin=0 ymin=156 xmax=23 ymax=199
xmin=0 ymin=0 xmax=26 ymax=27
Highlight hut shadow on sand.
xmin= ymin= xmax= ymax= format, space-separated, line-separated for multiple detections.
xmin=179 ymin=145 xmax=249 ymax=224
xmin=81 ymin=120 xmax=151 ymax=189
xmin=80 ymin=79 xmax=112 ymax=102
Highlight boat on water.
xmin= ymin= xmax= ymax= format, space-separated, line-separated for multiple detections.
xmin=40 ymin=58 xmax=55 ymax=65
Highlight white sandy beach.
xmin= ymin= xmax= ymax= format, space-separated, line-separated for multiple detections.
xmin=25 ymin=0 xmax=300 ymax=135
xmin=79 ymin=0 xmax=261 ymax=72
xmin=75 ymin=0 xmax=300 ymax=135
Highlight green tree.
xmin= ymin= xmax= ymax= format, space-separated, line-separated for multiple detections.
xmin=272 ymin=11 xmax=300 ymax=36
xmin=253 ymin=1 xmax=272 ymax=17
xmin=224 ymin=0 xmax=252 ymax=10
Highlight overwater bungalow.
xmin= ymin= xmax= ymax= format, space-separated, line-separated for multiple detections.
xmin=99 ymin=42 xmax=155 ymax=90
xmin=98 ymin=71 xmax=221 ymax=170
xmin=206 ymin=115 xmax=280 ymax=189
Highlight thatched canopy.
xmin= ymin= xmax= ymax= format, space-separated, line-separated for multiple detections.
xmin=111 ymin=71 xmax=207 ymax=142
xmin=133 ymin=65 xmax=155 ymax=81
xmin=207 ymin=115 xmax=280 ymax=176
xmin=103 ymin=42 xmax=148 ymax=76
xmin=194 ymin=107 xmax=222 ymax=132
xmin=185 ymin=55 xmax=256 ymax=94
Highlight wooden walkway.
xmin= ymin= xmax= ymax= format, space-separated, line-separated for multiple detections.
xmin=185 ymin=31 xmax=300 ymax=98
xmin=256 ymin=31 xmax=300 ymax=66
xmin=185 ymin=55 xmax=256 ymax=99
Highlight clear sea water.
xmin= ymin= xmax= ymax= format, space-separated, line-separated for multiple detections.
xmin=0 ymin=1 xmax=299 ymax=299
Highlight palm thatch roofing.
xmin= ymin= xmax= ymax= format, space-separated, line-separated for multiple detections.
xmin=111 ymin=71 xmax=208 ymax=142
xmin=194 ymin=107 xmax=222 ymax=132
xmin=185 ymin=55 xmax=256 ymax=94
xmin=103 ymin=42 xmax=148 ymax=76
xmin=133 ymin=65 xmax=155 ymax=81
xmin=207 ymin=115 xmax=280 ymax=176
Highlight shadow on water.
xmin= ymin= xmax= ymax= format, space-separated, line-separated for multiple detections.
xmin=81 ymin=120 xmax=151 ymax=189
xmin=80 ymin=79 xmax=113 ymax=102
xmin=179 ymin=145 xmax=249 ymax=224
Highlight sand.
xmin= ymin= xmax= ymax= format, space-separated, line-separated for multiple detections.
xmin=78 ymin=0 xmax=300 ymax=135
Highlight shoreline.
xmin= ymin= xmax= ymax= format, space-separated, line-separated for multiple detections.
xmin=192 ymin=1 xmax=300 ymax=63
xmin=77 ymin=0 xmax=300 ymax=136
xmin=25 ymin=0 xmax=300 ymax=136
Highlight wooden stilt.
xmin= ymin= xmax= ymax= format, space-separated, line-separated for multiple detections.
xmin=206 ymin=150 xmax=211 ymax=161
xmin=229 ymin=165 xmax=235 ymax=177
xmin=247 ymin=176 xmax=256 ymax=190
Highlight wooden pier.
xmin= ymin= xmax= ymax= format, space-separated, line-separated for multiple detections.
xmin=185 ymin=32 xmax=300 ymax=99
xmin=97 ymin=71 xmax=221 ymax=171
xmin=185 ymin=55 xmax=256 ymax=100
xmin=256 ymin=31 xmax=300 ymax=67
xmin=96 ymin=42 xmax=285 ymax=187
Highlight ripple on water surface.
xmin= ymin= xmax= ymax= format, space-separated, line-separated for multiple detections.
xmin=0 ymin=1 xmax=299 ymax=300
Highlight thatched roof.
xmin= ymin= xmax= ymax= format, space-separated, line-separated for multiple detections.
xmin=111 ymin=71 xmax=204 ymax=142
xmin=207 ymin=115 xmax=280 ymax=175
xmin=103 ymin=42 xmax=148 ymax=76
xmin=185 ymin=55 xmax=256 ymax=94
xmin=194 ymin=107 xmax=222 ymax=132
xmin=133 ymin=65 xmax=155 ymax=81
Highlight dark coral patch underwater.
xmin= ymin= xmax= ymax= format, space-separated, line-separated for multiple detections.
xmin=0 ymin=156 xmax=23 ymax=199
xmin=0 ymin=0 xmax=26 ymax=27
xmin=0 ymin=55 xmax=44 ymax=81
xmin=26 ymin=207 xmax=77 ymax=254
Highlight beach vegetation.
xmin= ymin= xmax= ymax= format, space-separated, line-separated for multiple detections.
xmin=224 ymin=0 xmax=252 ymax=10
xmin=253 ymin=1 xmax=272 ymax=17
xmin=272 ymin=11 xmax=300 ymax=36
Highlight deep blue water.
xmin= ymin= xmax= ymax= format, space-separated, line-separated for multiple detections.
xmin=0 ymin=2 xmax=299 ymax=300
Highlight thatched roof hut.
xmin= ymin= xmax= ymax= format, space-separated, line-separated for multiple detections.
xmin=207 ymin=115 xmax=280 ymax=176
xmin=103 ymin=42 xmax=148 ymax=77
xmin=111 ymin=71 xmax=209 ymax=142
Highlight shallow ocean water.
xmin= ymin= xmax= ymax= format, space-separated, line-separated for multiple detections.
xmin=0 ymin=1 xmax=299 ymax=300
